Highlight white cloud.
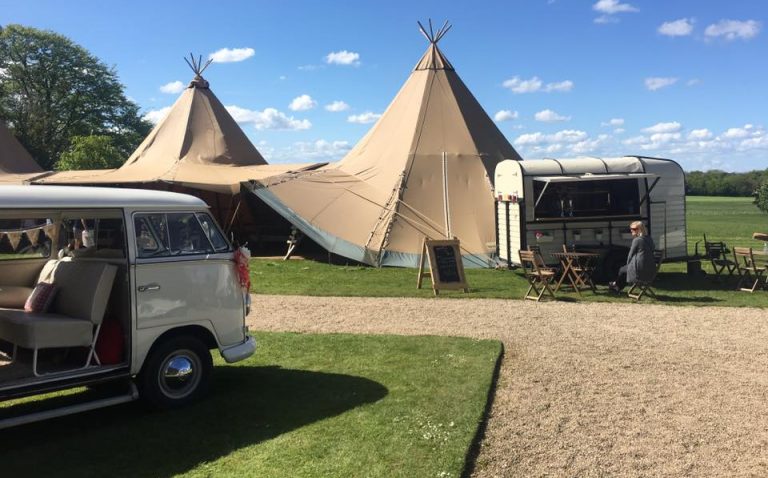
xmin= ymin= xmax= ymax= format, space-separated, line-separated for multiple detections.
xmin=325 ymin=100 xmax=350 ymax=112
xmin=645 ymin=77 xmax=678 ymax=91
xmin=347 ymin=112 xmax=381 ymax=124
xmin=325 ymin=50 xmax=361 ymax=66
xmin=686 ymin=78 xmax=700 ymax=86
xmin=494 ymin=110 xmax=519 ymax=122
xmin=279 ymin=75 xmax=287 ymax=81
xmin=209 ymin=47 xmax=255 ymax=63
xmin=614 ymin=128 xmax=625 ymax=134
xmin=159 ymin=80 xmax=185 ymax=94
xmin=723 ymin=125 xmax=753 ymax=139
xmin=534 ymin=109 xmax=571 ymax=122
xmin=623 ymin=135 xmax=648 ymax=146
xmin=571 ymin=135 xmax=609 ymax=154
xmin=594 ymin=15 xmax=620 ymax=24
xmin=688 ymin=129 xmax=712 ymax=140
xmin=0 ymin=67 xmax=8 ymax=78
xmin=705 ymin=19 xmax=761 ymax=41
xmin=514 ymin=129 xmax=587 ymax=146
xmin=262 ymin=139 xmax=352 ymax=163
xmin=543 ymin=80 xmax=574 ymax=92
xmin=514 ymin=132 xmax=545 ymax=145
xmin=658 ymin=18 xmax=695 ymax=37
xmin=593 ymin=0 xmax=638 ymax=14
xmin=226 ymin=105 xmax=311 ymax=130
xmin=643 ymin=122 xmax=682 ymax=134
xmin=143 ymin=106 xmax=172 ymax=124
xmin=601 ymin=118 xmax=624 ymax=127
xmin=649 ymin=132 xmax=681 ymax=143
xmin=551 ymin=130 xmax=588 ymax=142
xmin=298 ymin=64 xmax=322 ymax=71
xmin=502 ymin=76 xmax=573 ymax=94
xmin=502 ymin=76 xmax=542 ymax=93
xmin=289 ymin=94 xmax=317 ymax=111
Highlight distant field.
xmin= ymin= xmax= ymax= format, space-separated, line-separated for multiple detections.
xmin=686 ymin=196 xmax=767 ymax=251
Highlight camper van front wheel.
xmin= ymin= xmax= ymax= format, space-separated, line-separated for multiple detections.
xmin=139 ymin=336 xmax=212 ymax=409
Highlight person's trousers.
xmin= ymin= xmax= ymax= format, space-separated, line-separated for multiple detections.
xmin=615 ymin=265 xmax=629 ymax=290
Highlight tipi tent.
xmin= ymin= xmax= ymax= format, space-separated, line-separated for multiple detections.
xmin=36 ymin=56 xmax=319 ymax=194
xmin=36 ymin=56 xmax=323 ymax=237
xmin=246 ymin=22 xmax=522 ymax=267
xmin=0 ymin=120 xmax=45 ymax=184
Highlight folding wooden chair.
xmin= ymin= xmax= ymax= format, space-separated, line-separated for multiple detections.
xmin=519 ymin=250 xmax=557 ymax=301
xmin=733 ymin=247 xmax=767 ymax=293
xmin=703 ymin=234 xmax=736 ymax=278
xmin=627 ymin=250 xmax=664 ymax=301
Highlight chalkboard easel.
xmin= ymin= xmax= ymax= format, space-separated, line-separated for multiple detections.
xmin=417 ymin=238 xmax=469 ymax=295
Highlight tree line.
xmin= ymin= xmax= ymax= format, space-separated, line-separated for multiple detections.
xmin=685 ymin=169 xmax=768 ymax=197
xmin=0 ymin=24 xmax=150 ymax=171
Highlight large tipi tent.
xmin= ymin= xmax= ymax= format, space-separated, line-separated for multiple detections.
xmin=36 ymin=56 xmax=323 ymax=237
xmin=0 ymin=120 xmax=45 ymax=184
xmin=247 ymin=22 xmax=522 ymax=267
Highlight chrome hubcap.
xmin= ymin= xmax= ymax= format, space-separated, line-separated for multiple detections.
xmin=159 ymin=350 xmax=200 ymax=398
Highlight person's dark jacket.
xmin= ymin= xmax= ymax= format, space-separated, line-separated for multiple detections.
xmin=626 ymin=235 xmax=656 ymax=283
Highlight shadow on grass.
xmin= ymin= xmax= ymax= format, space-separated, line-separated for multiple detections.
xmin=0 ymin=365 xmax=388 ymax=477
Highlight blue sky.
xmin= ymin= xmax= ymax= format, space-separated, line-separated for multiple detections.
xmin=2 ymin=0 xmax=766 ymax=171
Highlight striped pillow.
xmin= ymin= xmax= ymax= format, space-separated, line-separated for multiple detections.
xmin=24 ymin=282 xmax=58 ymax=313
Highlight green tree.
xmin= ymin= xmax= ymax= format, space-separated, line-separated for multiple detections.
xmin=0 ymin=24 xmax=151 ymax=170
xmin=755 ymin=182 xmax=768 ymax=214
xmin=56 ymin=135 xmax=122 ymax=170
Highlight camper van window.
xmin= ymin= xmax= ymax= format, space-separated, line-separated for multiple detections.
xmin=0 ymin=218 xmax=54 ymax=259
xmin=195 ymin=213 xmax=230 ymax=252
xmin=533 ymin=179 xmax=641 ymax=220
xmin=135 ymin=213 xmax=216 ymax=257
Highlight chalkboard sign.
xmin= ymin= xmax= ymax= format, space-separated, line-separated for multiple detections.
xmin=417 ymin=238 xmax=469 ymax=295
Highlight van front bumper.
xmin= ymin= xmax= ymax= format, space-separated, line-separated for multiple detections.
xmin=220 ymin=336 xmax=256 ymax=363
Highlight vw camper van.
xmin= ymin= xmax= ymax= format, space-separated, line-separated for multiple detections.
xmin=0 ymin=186 xmax=255 ymax=428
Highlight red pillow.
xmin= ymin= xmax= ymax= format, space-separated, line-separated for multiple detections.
xmin=24 ymin=282 xmax=58 ymax=313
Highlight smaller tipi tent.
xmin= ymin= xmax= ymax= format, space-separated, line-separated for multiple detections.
xmin=0 ymin=120 xmax=45 ymax=184
xmin=247 ymin=22 xmax=522 ymax=267
xmin=36 ymin=55 xmax=323 ymax=239
xmin=37 ymin=55 xmax=318 ymax=194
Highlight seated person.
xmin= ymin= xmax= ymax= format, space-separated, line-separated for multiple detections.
xmin=609 ymin=221 xmax=655 ymax=292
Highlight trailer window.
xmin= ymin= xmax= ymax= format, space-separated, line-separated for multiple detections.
xmin=533 ymin=179 xmax=641 ymax=219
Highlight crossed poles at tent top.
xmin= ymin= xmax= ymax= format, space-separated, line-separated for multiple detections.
xmin=417 ymin=19 xmax=452 ymax=44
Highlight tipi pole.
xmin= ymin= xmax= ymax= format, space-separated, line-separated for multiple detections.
xmin=442 ymin=151 xmax=451 ymax=238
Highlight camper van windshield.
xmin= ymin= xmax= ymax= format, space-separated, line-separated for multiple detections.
xmin=533 ymin=178 xmax=641 ymax=219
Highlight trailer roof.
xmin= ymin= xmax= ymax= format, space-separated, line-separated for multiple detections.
xmin=532 ymin=173 xmax=657 ymax=183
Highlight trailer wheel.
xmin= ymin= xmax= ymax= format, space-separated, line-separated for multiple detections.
xmin=138 ymin=336 xmax=212 ymax=410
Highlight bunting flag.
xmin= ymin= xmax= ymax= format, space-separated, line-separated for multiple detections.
xmin=5 ymin=231 xmax=22 ymax=250
xmin=0 ymin=224 xmax=57 ymax=252
xmin=31 ymin=228 xmax=43 ymax=244
xmin=43 ymin=223 xmax=57 ymax=238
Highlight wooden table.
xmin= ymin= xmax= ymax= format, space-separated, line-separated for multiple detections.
xmin=551 ymin=251 xmax=600 ymax=296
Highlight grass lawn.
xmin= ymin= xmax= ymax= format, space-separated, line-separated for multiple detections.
xmin=1 ymin=332 xmax=501 ymax=478
xmin=251 ymin=196 xmax=768 ymax=307
xmin=686 ymin=196 xmax=768 ymax=251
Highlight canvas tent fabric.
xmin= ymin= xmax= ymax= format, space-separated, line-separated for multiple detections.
xmin=248 ymin=24 xmax=522 ymax=267
xmin=0 ymin=121 xmax=45 ymax=184
xmin=34 ymin=74 xmax=320 ymax=194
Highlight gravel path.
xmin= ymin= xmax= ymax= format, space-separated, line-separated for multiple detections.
xmin=247 ymin=295 xmax=768 ymax=477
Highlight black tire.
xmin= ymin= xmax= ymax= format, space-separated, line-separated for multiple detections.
xmin=138 ymin=336 xmax=212 ymax=410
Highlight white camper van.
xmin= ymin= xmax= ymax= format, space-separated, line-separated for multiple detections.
xmin=0 ymin=186 xmax=255 ymax=428
xmin=495 ymin=156 xmax=686 ymax=272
